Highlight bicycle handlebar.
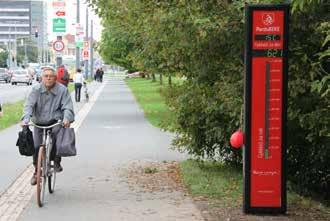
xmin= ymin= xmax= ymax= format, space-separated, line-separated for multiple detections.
xmin=27 ymin=120 xmax=63 ymax=129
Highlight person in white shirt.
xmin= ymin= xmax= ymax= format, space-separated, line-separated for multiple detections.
xmin=73 ymin=69 xmax=85 ymax=102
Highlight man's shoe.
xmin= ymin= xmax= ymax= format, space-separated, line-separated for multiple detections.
xmin=30 ymin=173 xmax=37 ymax=186
xmin=54 ymin=162 xmax=63 ymax=173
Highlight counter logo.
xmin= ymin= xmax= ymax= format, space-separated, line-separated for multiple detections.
xmin=262 ymin=13 xmax=275 ymax=26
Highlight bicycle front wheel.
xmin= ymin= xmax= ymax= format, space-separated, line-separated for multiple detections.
xmin=48 ymin=161 xmax=56 ymax=194
xmin=36 ymin=146 xmax=46 ymax=207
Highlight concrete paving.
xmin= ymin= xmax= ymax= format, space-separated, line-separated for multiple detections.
xmin=0 ymin=80 xmax=100 ymax=196
xmin=18 ymin=76 xmax=203 ymax=221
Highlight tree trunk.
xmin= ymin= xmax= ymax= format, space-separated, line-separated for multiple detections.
xmin=168 ymin=74 xmax=172 ymax=86
xmin=151 ymin=73 xmax=156 ymax=82
xmin=160 ymin=73 xmax=163 ymax=85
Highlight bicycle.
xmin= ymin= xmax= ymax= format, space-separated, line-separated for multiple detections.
xmin=83 ymin=82 xmax=89 ymax=102
xmin=28 ymin=120 xmax=62 ymax=207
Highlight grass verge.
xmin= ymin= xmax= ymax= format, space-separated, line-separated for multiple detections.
xmin=125 ymin=77 xmax=176 ymax=129
xmin=68 ymin=82 xmax=74 ymax=93
xmin=0 ymin=101 xmax=24 ymax=131
xmin=125 ymin=75 xmax=330 ymax=219
xmin=0 ymin=83 xmax=79 ymax=131
xmin=180 ymin=159 xmax=330 ymax=220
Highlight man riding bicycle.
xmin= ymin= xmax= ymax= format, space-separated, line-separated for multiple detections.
xmin=21 ymin=67 xmax=74 ymax=185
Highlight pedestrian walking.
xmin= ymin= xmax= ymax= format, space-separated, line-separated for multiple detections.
xmin=99 ymin=67 xmax=104 ymax=82
xmin=73 ymin=68 xmax=84 ymax=102
xmin=21 ymin=67 xmax=74 ymax=185
xmin=57 ymin=65 xmax=69 ymax=87
xmin=95 ymin=68 xmax=100 ymax=82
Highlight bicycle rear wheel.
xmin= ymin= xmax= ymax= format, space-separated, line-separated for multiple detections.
xmin=36 ymin=146 xmax=46 ymax=207
xmin=48 ymin=161 xmax=56 ymax=193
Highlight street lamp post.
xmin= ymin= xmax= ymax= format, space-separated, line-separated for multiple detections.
xmin=76 ymin=0 xmax=80 ymax=70
xmin=84 ymin=7 xmax=89 ymax=78
xmin=90 ymin=19 xmax=94 ymax=80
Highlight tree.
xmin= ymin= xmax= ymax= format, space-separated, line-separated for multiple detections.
xmin=90 ymin=0 xmax=330 ymax=197
xmin=0 ymin=47 xmax=8 ymax=67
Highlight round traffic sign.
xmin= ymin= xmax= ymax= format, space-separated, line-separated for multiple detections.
xmin=53 ymin=40 xmax=65 ymax=52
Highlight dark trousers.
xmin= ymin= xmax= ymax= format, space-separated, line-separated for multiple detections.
xmin=75 ymin=83 xmax=82 ymax=102
xmin=33 ymin=124 xmax=62 ymax=168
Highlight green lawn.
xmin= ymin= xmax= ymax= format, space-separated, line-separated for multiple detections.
xmin=180 ymin=159 xmax=330 ymax=218
xmin=180 ymin=160 xmax=242 ymax=207
xmin=68 ymin=82 xmax=74 ymax=93
xmin=0 ymin=83 xmax=77 ymax=131
xmin=125 ymin=77 xmax=176 ymax=129
xmin=0 ymin=101 xmax=24 ymax=131
xmin=125 ymin=75 xmax=330 ymax=219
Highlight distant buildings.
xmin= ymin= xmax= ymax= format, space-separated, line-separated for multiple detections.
xmin=0 ymin=0 xmax=48 ymax=66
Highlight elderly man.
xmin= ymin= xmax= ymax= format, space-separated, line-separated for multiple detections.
xmin=22 ymin=66 xmax=74 ymax=185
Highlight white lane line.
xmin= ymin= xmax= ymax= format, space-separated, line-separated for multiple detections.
xmin=71 ymin=79 xmax=107 ymax=131
xmin=0 ymin=80 xmax=108 ymax=220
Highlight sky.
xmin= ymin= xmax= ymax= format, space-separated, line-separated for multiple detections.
xmin=46 ymin=0 xmax=103 ymax=42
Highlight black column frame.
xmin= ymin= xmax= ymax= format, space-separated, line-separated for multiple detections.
xmin=243 ymin=4 xmax=289 ymax=214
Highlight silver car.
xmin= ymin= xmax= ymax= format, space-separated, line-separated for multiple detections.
xmin=11 ymin=69 xmax=33 ymax=85
xmin=0 ymin=68 xmax=11 ymax=83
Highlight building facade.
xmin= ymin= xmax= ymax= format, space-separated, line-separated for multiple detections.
xmin=0 ymin=0 xmax=48 ymax=66
xmin=30 ymin=0 xmax=48 ymax=63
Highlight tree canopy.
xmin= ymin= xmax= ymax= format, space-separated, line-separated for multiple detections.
xmin=90 ymin=0 xmax=329 ymax=198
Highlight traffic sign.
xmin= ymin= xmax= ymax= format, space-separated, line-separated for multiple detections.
xmin=82 ymin=50 xmax=89 ymax=60
xmin=76 ymin=24 xmax=84 ymax=36
xmin=76 ymin=41 xmax=83 ymax=48
xmin=55 ymin=11 xmax=66 ymax=16
xmin=53 ymin=40 xmax=65 ymax=52
xmin=52 ymin=1 xmax=65 ymax=9
xmin=55 ymin=51 xmax=63 ymax=57
xmin=53 ymin=18 xmax=66 ymax=33
xmin=83 ymin=41 xmax=89 ymax=49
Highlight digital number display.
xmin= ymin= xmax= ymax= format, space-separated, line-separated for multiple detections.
xmin=252 ymin=49 xmax=283 ymax=57
xmin=255 ymin=34 xmax=281 ymax=41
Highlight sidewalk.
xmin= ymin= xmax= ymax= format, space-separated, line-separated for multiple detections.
xmin=0 ymin=80 xmax=100 ymax=196
xmin=18 ymin=76 xmax=203 ymax=221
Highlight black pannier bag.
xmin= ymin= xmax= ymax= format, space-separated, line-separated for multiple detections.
xmin=16 ymin=126 xmax=35 ymax=156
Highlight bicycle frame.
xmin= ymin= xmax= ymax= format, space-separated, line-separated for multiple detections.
xmin=28 ymin=120 xmax=62 ymax=207
xmin=30 ymin=121 xmax=62 ymax=169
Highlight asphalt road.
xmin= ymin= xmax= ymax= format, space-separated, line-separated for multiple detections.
xmin=19 ymin=77 xmax=202 ymax=221
xmin=0 ymin=81 xmax=37 ymax=104
xmin=0 ymin=80 xmax=99 ymax=196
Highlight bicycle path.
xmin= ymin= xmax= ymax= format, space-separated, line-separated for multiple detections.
xmin=0 ymin=81 xmax=100 ymax=196
xmin=19 ymin=76 xmax=203 ymax=221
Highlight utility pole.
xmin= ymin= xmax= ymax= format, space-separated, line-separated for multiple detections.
xmin=84 ymin=7 xmax=89 ymax=78
xmin=22 ymin=38 xmax=28 ymax=66
xmin=55 ymin=36 xmax=63 ymax=67
xmin=75 ymin=0 xmax=80 ymax=70
xmin=24 ymin=43 xmax=28 ymax=65
xmin=8 ymin=26 xmax=12 ymax=68
xmin=41 ymin=26 xmax=44 ymax=63
xmin=14 ymin=22 xmax=17 ymax=67
xmin=90 ymin=19 xmax=94 ymax=80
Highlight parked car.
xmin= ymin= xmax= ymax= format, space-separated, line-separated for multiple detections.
xmin=27 ymin=63 xmax=40 ymax=81
xmin=126 ymin=71 xmax=141 ymax=78
xmin=0 ymin=68 xmax=11 ymax=83
xmin=11 ymin=69 xmax=33 ymax=85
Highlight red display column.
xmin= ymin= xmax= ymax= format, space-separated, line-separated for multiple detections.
xmin=243 ymin=4 xmax=289 ymax=214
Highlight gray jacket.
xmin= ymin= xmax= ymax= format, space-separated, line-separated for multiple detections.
xmin=22 ymin=82 xmax=74 ymax=124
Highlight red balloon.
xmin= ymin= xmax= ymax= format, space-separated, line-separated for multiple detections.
xmin=230 ymin=130 xmax=244 ymax=149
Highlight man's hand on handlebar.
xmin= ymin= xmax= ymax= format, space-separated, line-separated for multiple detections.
xmin=63 ymin=119 xmax=71 ymax=128
xmin=20 ymin=120 xmax=29 ymax=127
